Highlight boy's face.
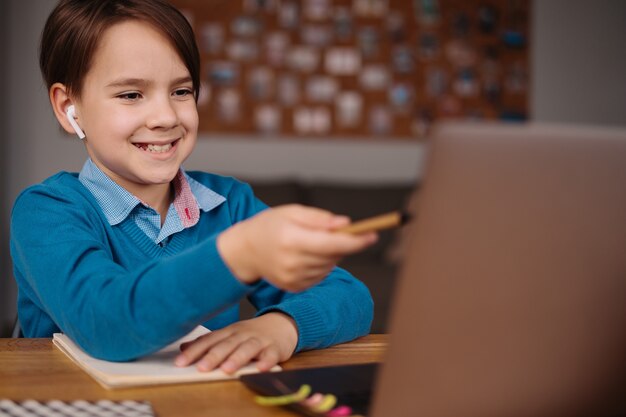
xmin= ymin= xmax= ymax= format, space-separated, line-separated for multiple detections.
xmin=76 ymin=20 xmax=198 ymax=197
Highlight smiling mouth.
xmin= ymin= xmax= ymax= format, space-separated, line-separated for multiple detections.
xmin=134 ymin=139 xmax=179 ymax=153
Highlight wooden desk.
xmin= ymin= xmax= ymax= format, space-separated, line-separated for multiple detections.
xmin=0 ymin=335 xmax=387 ymax=417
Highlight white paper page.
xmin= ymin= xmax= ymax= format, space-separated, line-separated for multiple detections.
xmin=53 ymin=326 xmax=280 ymax=387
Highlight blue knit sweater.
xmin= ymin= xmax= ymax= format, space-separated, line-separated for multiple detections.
xmin=10 ymin=171 xmax=373 ymax=361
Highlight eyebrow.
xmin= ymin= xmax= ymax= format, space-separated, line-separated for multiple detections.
xmin=105 ymin=76 xmax=193 ymax=89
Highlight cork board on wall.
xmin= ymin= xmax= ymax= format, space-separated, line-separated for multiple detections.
xmin=170 ymin=0 xmax=530 ymax=139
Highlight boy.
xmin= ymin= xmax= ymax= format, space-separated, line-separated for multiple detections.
xmin=10 ymin=0 xmax=375 ymax=374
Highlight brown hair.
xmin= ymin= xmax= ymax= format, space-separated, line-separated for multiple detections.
xmin=39 ymin=0 xmax=200 ymax=100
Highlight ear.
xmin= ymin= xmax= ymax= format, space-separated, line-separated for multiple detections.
xmin=49 ymin=83 xmax=84 ymax=137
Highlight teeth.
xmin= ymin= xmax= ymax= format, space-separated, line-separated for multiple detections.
xmin=145 ymin=143 xmax=172 ymax=153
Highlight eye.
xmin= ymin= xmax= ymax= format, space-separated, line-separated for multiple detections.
xmin=173 ymin=88 xmax=194 ymax=99
xmin=117 ymin=92 xmax=142 ymax=101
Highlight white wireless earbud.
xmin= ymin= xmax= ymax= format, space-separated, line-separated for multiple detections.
xmin=65 ymin=105 xmax=86 ymax=139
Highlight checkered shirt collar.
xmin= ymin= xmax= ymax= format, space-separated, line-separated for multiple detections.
xmin=78 ymin=158 xmax=225 ymax=226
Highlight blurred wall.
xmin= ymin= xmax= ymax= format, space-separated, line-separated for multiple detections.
xmin=1 ymin=0 xmax=625 ymax=335
xmin=0 ymin=0 xmax=9 ymax=336
xmin=531 ymin=0 xmax=626 ymax=126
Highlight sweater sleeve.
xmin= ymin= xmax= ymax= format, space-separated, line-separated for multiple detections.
xmin=223 ymin=184 xmax=374 ymax=352
xmin=208 ymin=178 xmax=374 ymax=352
xmin=10 ymin=182 xmax=251 ymax=361
xmin=250 ymin=267 xmax=374 ymax=352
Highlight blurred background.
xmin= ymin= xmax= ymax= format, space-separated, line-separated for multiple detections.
xmin=1 ymin=0 xmax=625 ymax=337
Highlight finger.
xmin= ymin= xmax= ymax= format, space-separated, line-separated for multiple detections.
xmin=179 ymin=333 xmax=210 ymax=352
xmin=280 ymin=275 xmax=330 ymax=293
xmin=268 ymin=259 xmax=336 ymax=291
xmin=256 ymin=347 xmax=281 ymax=372
xmin=174 ymin=332 xmax=226 ymax=360
xmin=175 ymin=330 xmax=234 ymax=367
xmin=279 ymin=251 xmax=339 ymax=272
xmin=300 ymin=253 xmax=343 ymax=269
xmin=195 ymin=336 xmax=246 ymax=372
xmin=219 ymin=337 xmax=264 ymax=374
xmin=299 ymin=230 xmax=378 ymax=257
xmin=278 ymin=205 xmax=350 ymax=231
xmin=298 ymin=264 xmax=335 ymax=282
xmin=275 ymin=278 xmax=320 ymax=293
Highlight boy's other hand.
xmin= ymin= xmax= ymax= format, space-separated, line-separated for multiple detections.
xmin=174 ymin=312 xmax=298 ymax=374
xmin=217 ymin=204 xmax=377 ymax=292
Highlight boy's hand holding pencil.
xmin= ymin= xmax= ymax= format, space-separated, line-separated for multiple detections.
xmin=181 ymin=205 xmax=402 ymax=375
xmin=218 ymin=205 xmax=409 ymax=293
xmin=217 ymin=204 xmax=386 ymax=292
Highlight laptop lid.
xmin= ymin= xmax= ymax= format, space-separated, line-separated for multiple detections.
xmin=371 ymin=122 xmax=626 ymax=417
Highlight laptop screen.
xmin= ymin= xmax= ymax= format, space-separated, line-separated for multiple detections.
xmin=371 ymin=122 xmax=626 ymax=417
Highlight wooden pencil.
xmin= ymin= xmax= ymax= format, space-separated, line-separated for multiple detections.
xmin=336 ymin=211 xmax=410 ymax=235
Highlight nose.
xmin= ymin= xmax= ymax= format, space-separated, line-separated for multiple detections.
xmin=146 ymin=96 xmax=178 ymax=130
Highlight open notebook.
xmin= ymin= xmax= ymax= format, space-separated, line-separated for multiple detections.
xmin=53 ymin=326 xmax=280 ymax=389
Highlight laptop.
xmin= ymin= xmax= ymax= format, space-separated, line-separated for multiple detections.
xmin=242 ymin=122 xmax=626 ymax=417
